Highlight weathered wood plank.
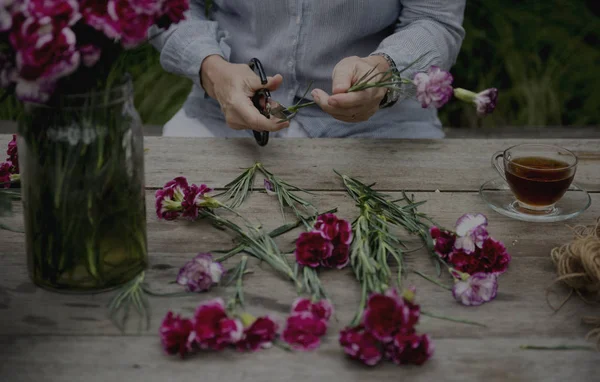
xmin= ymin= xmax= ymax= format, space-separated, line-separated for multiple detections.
xmin=0 ymin=335 xmax=596 ymax=382
xmin=1 ymin=135 xmax=598 ymax=192
xmin=1 ymin=191 xmax=599 ymax=255
xmin=0 ymin=252 xmax=595 ymax=340
xmin=0 ymin=192 xmax=597 ymax=338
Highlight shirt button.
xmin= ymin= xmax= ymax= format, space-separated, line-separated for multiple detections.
xmin=288 ymin=61 xmax=293 ymax=67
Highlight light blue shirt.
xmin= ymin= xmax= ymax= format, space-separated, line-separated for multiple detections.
xmin=150 ymin=0 xmax=466 ymax=138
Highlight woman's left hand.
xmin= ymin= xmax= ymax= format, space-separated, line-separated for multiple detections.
xmin=311 ymin=55 xmax=390 ymax=123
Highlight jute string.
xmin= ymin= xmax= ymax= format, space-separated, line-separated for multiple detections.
xmin=548 ymin=217 xmax=600 ymax=349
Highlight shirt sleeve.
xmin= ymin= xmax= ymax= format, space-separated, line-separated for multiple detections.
xmin=148 ymin=0 xmax=231 ymax=97
xmin=371 ymin=0 xmax=466 ymax=80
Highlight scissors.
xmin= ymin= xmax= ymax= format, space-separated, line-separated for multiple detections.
xmin=248 ymin=58 xmax=292 ymax=146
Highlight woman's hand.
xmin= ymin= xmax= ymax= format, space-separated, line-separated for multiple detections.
xmin=311 ymin=55 xmax=390 ymax=123
xmin=200 ymin=55 xmax=290 ymax=132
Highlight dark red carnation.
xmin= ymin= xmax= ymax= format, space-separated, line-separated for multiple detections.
xmin=192 ymin=298 xmax=243 ymax=350
xmin=386 ymin=333 xmax=434 ymax=365
xmin=6 ymin=135 xmax=17 ymax=173
xmin=363 ymin=293 xmax=406 ymax=342
xmin=282 ymin=311 xmax=327 ymax=351
xmin=236 ymin=316 xmax=278 ymax=352
xmin=0 ymin=161 xmax=12 ymax=187
xmin=339 ymin=325 xmax=383 ymax=366
xmin=429 ymin=226 xmax=456 ymax=259
xmin=159 ymin=311 xmax=193 ymax=358
xmin=321 ymin=243 xmax=350 ymax=269
xmin=448 ymin=249 xmax=481 ymax=275
xmin=291 ymin=298 xmax=333 ymax=321
xmin=480 ymin=237 xmax=511 ymax=274
xmin=181 ymin=183 xmax=211 ymax=220
xmin=294 ymin=231 xmax=333 ymax=268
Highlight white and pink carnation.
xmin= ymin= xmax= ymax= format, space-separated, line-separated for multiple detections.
xmin=129 ymin=0 xmax=165 ymax=16
xmin=10 ymin=14 xmax=80 ymax=102
xmin=24 ymin=0 xmax=81 ymax=29
xmin=107 ymin=0 xmax=155 ymax=49
xmin=413 ymin=66 xmax=454 ymax=109
xmin=453 ymin=213 xmax=489 ymax=254
xmin=451 ymin=271 xmax=499 ymax=306
xmin=80 ymin=0 xmax=121 ymax=41
xmin=176 ymin=253 xmax=223 ymax=293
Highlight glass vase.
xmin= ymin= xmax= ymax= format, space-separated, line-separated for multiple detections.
xmin=17 ymin=77 xmax=148 ymax=292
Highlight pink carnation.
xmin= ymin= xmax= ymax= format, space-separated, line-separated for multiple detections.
xmin=107 ymin=0 xmax=155 ymax=49
xmin=10 ymin=14 xmax=80 ymax=102
xmin=181 ymin=183 xmax=212 ymax=220
xmin=128 ymin=0 xmax=165 ymax=16
xmin=236 ymin=316 xmax=279 ymax=352
xmin=386 ymin=333 xmax=434 ymax=366
xmin=80 ymin=0 xmax=121 ymax=40
xmin=159 ymin=311 xmax=194 ymax=358
xmin=339 ymin=325 xmax=383 ymax=366
xmin=474 ymin=88 xmax=498 ymax=116
xmin=6 ymin=134 xmax=17 ymax=173
xmin=24 ymin=0 xmax=81 ymax=30
xmin=291 ymin=298 xmax=333 ymax=322
xmin=294 ymin=231 xmax=333 ymax=268
xmin=429 ymin=226 xmax=455 ymax=259
xmin=191 ymin=298 xmax=243 ymax=350
xmin=282 ymin=311 xmax=327 ymax=351
xmin=413 ymin=66 xmax=454 ymax=109
xmin=0 ymin=161 xmax=11 ymax=187
xmin=155 ymin=177 xmax=188 ymax=220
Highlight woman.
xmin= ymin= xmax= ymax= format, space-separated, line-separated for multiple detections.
xmin=150 ymin=1 xmax=466 ymax=138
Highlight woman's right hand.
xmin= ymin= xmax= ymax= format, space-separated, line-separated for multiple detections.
xmin=200 ymin=55 xmax=290 ymax=132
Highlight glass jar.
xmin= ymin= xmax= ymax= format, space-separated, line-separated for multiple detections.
xmin=18 ymin=77 xmax=148 ymax=292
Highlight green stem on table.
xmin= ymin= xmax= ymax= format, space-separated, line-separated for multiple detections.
xmin=413 ymin=270 xmax=453 ymax=291
xmin=421 ymin=310 xmax=487 ymax=328
xmin=227 ymin=256 xmax=248 ymax=312
xmin=350 ymin=281 xmax=369 ymax=327
xmin=302 ymin=266 xmax=327 ymax=299
xmin=519 ymin=345 xmax=594 ymax=351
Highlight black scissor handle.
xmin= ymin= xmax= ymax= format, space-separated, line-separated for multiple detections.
xmin=248 ymin=58 xmax=270 ymax=147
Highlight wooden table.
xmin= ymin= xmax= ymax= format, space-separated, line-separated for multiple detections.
xmin=1 ymin=137 xmax=599 ymax=381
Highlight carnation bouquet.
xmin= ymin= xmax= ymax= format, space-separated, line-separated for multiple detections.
xmin=0 ymin=0 xmax=187 ymax=103
xmin=0 ymin=0 xmax=190 ymax=292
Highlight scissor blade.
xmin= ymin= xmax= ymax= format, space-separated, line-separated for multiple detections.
xmin=267 ymin=101 xmax=293 ymax=120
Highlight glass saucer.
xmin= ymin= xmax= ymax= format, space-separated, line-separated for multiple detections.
xmin=479 ymin=178 xmax=592 ymax=223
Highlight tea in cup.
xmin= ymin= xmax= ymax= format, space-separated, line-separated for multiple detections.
xmin=492 ymin=144 xmax=577 ymax=214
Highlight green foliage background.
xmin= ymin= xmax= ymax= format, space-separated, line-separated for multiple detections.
xmin=2 ymin=1 xmax=598 ymax=128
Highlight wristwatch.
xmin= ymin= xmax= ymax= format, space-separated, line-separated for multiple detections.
xmin=370 ymin=52 xmax=401 ymax=109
